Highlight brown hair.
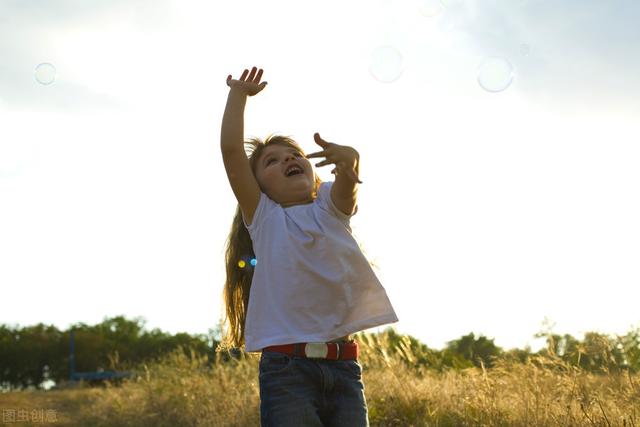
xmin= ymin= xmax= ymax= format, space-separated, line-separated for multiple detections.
xmin=218 ymin=134 xmax=323 ymax=351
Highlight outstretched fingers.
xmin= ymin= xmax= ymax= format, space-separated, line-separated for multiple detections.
xmin=244 ymin=66 xmax=264 ymax=82
xmin=314 ymin=132 xmax=331 ymax=147
xmin=254 ymin=68 xmax=263 ymax=82
xmin=306 ymin=150 xmax=325 ymax=159
xmin=308 ymin=133 xmax=332 ymax=158
xmin=314 ymin=158 xmax=332 ymax=167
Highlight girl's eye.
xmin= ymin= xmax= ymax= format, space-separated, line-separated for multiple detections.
xmin=267 ymin=153 xmax=300 ymax=164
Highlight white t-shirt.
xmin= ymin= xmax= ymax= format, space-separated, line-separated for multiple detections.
xmin=242 ymin=180 xmax=399 ymax=352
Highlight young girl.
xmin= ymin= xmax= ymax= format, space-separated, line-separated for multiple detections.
xmin=219 ymin=66 xmax=398 ymax=426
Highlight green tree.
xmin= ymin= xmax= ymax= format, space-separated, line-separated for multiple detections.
xmin=446 ymin=333 xmax=503 ymax=368
xmin=616 ymin=328 xmax=640 ymax=372
xmin=0 ymin=315 xmax=220 ymax=390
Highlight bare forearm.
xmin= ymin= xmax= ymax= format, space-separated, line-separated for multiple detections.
xmin=333 ymin=150 xmax=360 ymax=198
xmin=220 ymin=88 xmax=248 ymax=152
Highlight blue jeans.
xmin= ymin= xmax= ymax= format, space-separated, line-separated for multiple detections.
xmin=259 ymin=351 xmax=369 ymax=426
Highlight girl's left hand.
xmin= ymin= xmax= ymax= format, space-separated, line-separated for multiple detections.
xmin=306 ymin=133 xmax=363 ymax=184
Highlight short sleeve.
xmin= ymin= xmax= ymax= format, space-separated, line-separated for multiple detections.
xmin=316 ymin=181 xmax=358 ymax=224
xmin=242 ymin=191 xmax=277 ymax=232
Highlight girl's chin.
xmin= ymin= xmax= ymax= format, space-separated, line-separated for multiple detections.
xmin=284 ymin=175 xmax=310 ymax=183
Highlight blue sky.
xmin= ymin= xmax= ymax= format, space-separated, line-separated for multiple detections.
xmin=1 ymin=0 xmax=639 ymax=351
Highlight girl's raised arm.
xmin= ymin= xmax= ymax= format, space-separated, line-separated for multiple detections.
xmin=221 ymin=66 xmax=267 ymax=152
xmin=220 ymin=66 xmax=267 ymax=226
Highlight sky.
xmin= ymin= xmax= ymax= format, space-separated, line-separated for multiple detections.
xmin=1 ymin=0 xmax=639 ymax=352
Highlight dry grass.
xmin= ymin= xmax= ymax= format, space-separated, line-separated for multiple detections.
xmin=1 ymin=331 xmax=638 ymax=426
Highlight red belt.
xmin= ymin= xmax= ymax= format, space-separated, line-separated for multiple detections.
xmin=262 ymin=340 xmax=359 ymax=361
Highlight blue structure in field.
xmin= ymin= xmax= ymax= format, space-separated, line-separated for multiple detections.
xmin=68 ymin=329 xmax=133 ymax=382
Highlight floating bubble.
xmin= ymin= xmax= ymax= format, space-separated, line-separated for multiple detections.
xmin=369 ymin=46 xmax=403 ymax=83
xmin=477 ymin=57 xmax=514 ymax=93
xmin=35 ymin=63 xmax=56 ymax=85
xmin=520 ymin=44 xmax=530 ymax=56
xmin=250 ymin=258 xmax=257 ymax=267
xmin=417 ymin=0 xmax=444 ymax=16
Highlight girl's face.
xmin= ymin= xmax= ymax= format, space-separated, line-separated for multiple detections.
xmin=255 ymin=144 xmax=315 ymax=207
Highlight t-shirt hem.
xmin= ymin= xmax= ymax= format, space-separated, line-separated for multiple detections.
xmin=244 ymin=312 xmax=399 ymax=353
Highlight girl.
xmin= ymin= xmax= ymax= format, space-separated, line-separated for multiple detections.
xmin=219 ymin=66 xmax=398 ymax=427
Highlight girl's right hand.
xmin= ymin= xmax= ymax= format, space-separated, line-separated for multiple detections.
xmin=226 ymin=66 xmax=268 ymax=96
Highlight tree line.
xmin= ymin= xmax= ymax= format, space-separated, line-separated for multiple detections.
xmin=1 ymin=315 xmax=638 ymax=391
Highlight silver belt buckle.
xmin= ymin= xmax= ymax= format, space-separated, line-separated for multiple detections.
xmin=305 ymin=342 xmax=329 ymax=358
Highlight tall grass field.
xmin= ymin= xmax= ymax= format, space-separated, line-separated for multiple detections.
xmin=1 ymin=329 xmax=638 ymax=426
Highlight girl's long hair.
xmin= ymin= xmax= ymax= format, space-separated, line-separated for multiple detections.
xmin=219 ymin=134 xmax=322 ymax=351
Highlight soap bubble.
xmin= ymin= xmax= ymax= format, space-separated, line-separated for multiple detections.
xmin=477 ymin=57 xmax=514 ymax=92
xmin=520 ymin=44 xmax=531 ymax=56
xmin=35 ymin=63 xmax=56 ymax=85
xmin=417 ymin=0 xmax=444 ymax=16
xmin=369 ymin=46 xmax=403 ymax=83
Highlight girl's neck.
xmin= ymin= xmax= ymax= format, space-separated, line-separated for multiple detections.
xmin=281 ymin=199 xmax=313 ymax=208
